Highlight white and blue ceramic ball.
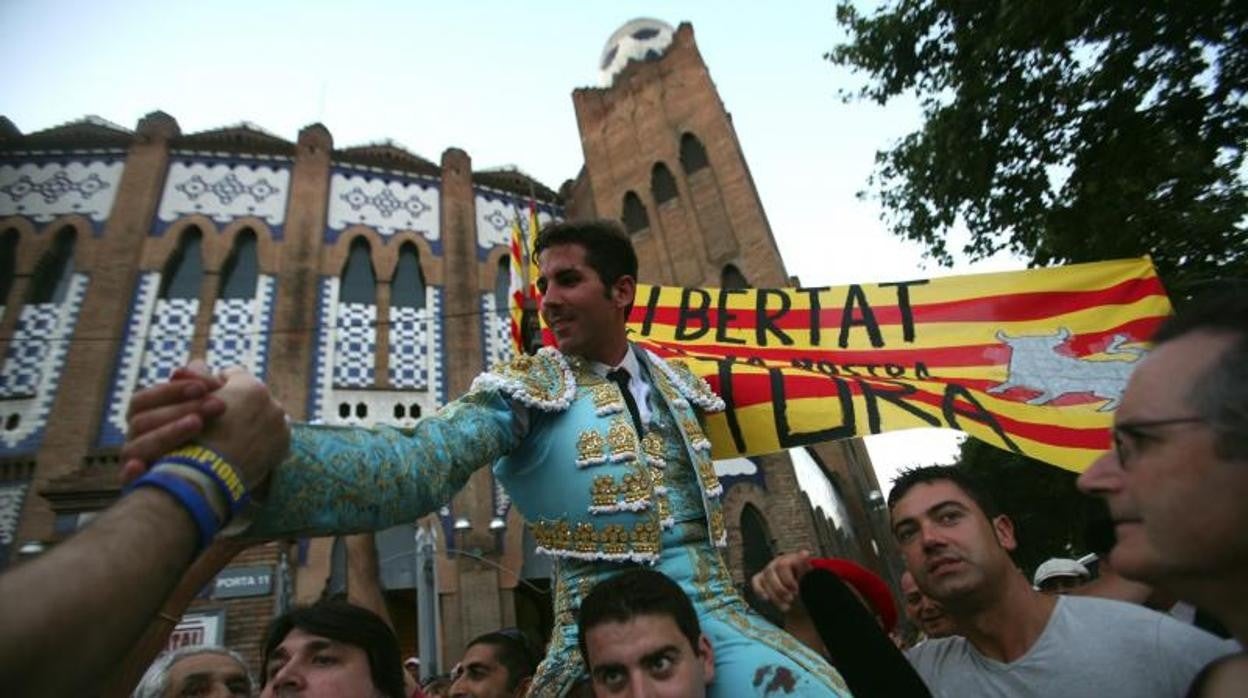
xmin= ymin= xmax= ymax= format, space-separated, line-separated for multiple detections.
xmin=598 ymin=18 xmax=677 ymax=87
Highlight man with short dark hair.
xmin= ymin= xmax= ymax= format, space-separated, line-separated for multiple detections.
xmin=892 ymin=464 xmax=1231 ymax=697
xmin=577 ymin=569 xmax=715 ymax=698
xmin=126 ymin=220 xmax=849 ymax=696
xmin=449 ymin=629 xmax=537 ymax=698
xmin=261 ymin=600 xmax=407 ymax=698
xmin=132 ymin=646 xmax=253 ymax=698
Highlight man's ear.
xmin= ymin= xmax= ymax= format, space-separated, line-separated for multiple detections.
xmin=513 ymin=675 xmax=534 ymax=697
xmin=696 ymin=633 xmax=715 ymax=684
xmin=612 ymin=274 xmax=637 ymax=312
xmin=992 ymin=514 xmax=1017 ymax=552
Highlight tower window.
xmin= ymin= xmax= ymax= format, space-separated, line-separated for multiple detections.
xmin=680 ymin=133 xmax=710 ymax=174
xmin=622 ymin=192 xmax=649 ymax=234
xmin=652 ymin=163 xmax=679 ymax=205
xmin=721 ymin=264 xmax=750 ymax=290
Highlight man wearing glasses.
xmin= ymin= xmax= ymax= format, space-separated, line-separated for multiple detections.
xmin=1078 ymin=292 xmax=1248 ymax=688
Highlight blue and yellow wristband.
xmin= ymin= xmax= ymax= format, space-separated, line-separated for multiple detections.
xmin=152 ymin=444 xmax=251 ymax=518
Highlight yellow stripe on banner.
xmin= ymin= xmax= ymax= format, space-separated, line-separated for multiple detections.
xmin=901 ymin=257 xmax=1160 ymax=303
xmin=626 ymin=258 xmax=1170 ymax=473
xmin=633 ymin=259 xmax=1168 ymax=352
xmin=635 ymin=258 xmax=1158 ymax=312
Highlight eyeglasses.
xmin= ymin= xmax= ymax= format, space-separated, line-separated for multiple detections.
xmin=1111 ymin=416 xmax=1206 ymax=469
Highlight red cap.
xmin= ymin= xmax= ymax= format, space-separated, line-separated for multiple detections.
xmin=807 ymin=557 xmax=898 ymax=632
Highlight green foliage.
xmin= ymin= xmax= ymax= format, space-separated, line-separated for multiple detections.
xmin=830 ymin=0 xmax=1248 ymax=294
xmin=956 ymin=438 xmax=1099 ymax=577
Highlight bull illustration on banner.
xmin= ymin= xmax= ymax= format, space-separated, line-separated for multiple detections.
xmin=989 ymin=328 xmax=1145 ymax=412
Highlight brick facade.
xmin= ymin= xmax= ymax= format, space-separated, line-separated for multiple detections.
xmin=0 ymin=19 xmax=895 ymax=683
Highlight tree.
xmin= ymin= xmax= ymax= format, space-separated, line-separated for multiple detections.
xmin=954 ymin=439 xmax=1100 ymax=577
xmin=830 ymin=0 xmax=1248 ymax=295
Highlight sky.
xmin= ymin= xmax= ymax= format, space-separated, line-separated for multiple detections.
xmin=1 ymin=0 xmax=1024 ymax=496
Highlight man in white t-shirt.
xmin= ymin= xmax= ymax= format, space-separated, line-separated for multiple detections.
xmin=890 ymin=465 xmax=1232 ymax=697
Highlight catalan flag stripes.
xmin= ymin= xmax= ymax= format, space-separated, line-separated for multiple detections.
xmin=618 ymin=258 xmax=1171 ymax=473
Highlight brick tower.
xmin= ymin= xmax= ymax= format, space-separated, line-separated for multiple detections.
xmin=566 ymin=19 xmax=897 ymax=590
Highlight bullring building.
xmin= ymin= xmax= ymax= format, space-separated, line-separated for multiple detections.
xmin=0 ymin=19 xmax=896 ymax=674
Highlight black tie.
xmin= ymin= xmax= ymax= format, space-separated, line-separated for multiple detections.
xmin=607 ymin=368 xmax=644 ymax=434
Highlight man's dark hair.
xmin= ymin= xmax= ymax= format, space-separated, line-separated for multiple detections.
xmin=576 ymin=568 xmax=702 ymax=665
xmin=1151 ymin=290 xmax=1248 ymax=462
xmin=533 ymin=219 xmax=639 ymax=296
xmin=463 ymin=628 xmax=539 ymax=691
xmin=261 ymin=600 xmax=406 ymax=698
xmin=887 ymin=464 xmax=1003 ymax=520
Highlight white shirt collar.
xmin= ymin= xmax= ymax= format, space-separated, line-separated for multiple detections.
xmin=589 ymin=345 xmax=641 ymax=379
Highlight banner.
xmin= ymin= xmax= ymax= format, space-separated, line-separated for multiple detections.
xmin=605 ymin=258 xmax=1170 ymax=473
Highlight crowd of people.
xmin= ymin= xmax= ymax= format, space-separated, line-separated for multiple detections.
xmin=0 ymin=219 xmax=1243 ymax=696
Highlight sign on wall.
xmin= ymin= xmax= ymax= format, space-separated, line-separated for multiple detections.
xmin=214 ymin=564 xmax=274 ymax=599
xmin=167 ymin=609 xmax=225 ymax=651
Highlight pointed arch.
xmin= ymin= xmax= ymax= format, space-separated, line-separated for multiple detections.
xmin=721 ymin=263 xmax=750 ymax=290
xmin=0 ymin=228 xmax=19 ymax=307
xmin=622 ymin=191 xmax=649 ymax=234
xmin=218 ymin=229 xmax=259 ymax=300
xmin=391 ymin=242 xmax=427 ymax=310
xmin=494 ymin=255 xmax=510 ymax=318
xmin=740 ymin=502 xmax=781 ymax=623
xmin=159 ymin=227 xmax=204 ymax=300
xmin=339 ymin=236 xmax=376 ymax=304
xmin=28 ymin=227 xmax=77 ymax=304
xmin=680 ymin=132 xmax=710 ymax=173
xmin=651 ymin=162 xmax=679 ymax=205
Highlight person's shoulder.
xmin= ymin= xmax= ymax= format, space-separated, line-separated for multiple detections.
xmin=1056 ymin=594 xmax=1167 ymax=631
xmin=906 ymin=635 xmax=967 ymax=668
xmin=1060 ymin=596 xmax=1232 ymax=655
xmin=643 ymin=349 xmax=725 ymax=413
xmin=470 ymin=347 xmax=576 ymax=412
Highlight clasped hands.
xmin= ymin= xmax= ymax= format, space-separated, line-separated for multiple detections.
xmin=120 ymin=360 xmax=291 ymax=494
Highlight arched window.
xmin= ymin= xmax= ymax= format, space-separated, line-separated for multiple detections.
xmin=494 ymin=256 xmax=510 ymax=317
xmin=741 ymin=504 xmax=774 ymax=584
xmin=680 ymin=133 xmax=710 ymax=174
xmin=391 ymin=243 xmax=426 ymax=310
xmin=621 ymin=192 xmax=649 ymax=234
xmin=160 ymin=228 xmax=203 ymax=300
xmin=339 ymin=237 xmax=376 ymax=304
xmin=0 ymin=229 xmax=19 ymax=305
xmin=721 ymin=264 xmax=750 ymax=290
xmin=651 ymin=162 xmax=679 ymax=204
xmin=740 ymin=504 xmax=781 ymax=624
xmin=219 ymin=230 xmax=259 ymax=300
xmin=29 ymin=227 xmax=76 ymax=304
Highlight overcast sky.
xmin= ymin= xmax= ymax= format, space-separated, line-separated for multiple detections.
xmin=1 ymin=0 xmax=1025 ymax=495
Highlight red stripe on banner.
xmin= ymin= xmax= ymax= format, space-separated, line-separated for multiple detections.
xmin=630 ymin=276 xmax=1167 ymax=332
xmin=640 ymin=338 xmax=1009 ymax=369
xmin=702 ymin=368 xmax=1111 ymax=449
xmin=637 ymin=317 xmax=1164 ymax=370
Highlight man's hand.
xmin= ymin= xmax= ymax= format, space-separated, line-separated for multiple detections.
xmin=121 ymin=361 xmax=225 ymax=484
xmin=195 ymin=367 xmax=290 ymax=493
xmin=751 ymin=550 xmax=813 ymax=612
